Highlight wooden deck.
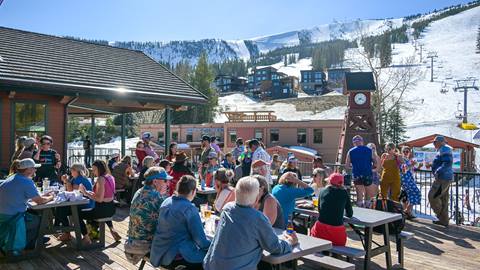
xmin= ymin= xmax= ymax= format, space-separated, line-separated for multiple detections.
xmin=2 ymin=207 xmax=480 ymax=270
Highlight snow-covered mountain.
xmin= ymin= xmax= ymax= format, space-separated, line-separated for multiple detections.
xmin=214 ymin=4 xmax=480 ymax=154
xmin=250 ymin=18 xmax=404 ymax=53
xmin=110 ymin=18 xmax=406 ymax=65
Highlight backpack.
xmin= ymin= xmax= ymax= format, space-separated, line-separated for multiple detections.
xmin=370 ymin=196 xmax=405 ymax=235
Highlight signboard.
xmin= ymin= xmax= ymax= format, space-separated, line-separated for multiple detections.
xmin=413 ymin=147 xmax=462 ymax=171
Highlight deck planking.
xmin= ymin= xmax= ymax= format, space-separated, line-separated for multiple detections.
xmin=2 ymin=207 xmax=479 ymax=270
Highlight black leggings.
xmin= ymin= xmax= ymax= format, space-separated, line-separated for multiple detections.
xmin=54 ymin=206 xmax=114 ymax=234
xmin=79 ymin=201 xmax=116 ymax=235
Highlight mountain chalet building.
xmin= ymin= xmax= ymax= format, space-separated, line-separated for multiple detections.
xmin=0 ymin=26 xmax=207 ymax=171
xmin=140 ymin=111 xmax=343 ymax=163
xmin=214 ymin=66 xmax=351 ymax=100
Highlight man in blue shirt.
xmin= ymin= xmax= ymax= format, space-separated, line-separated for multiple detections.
xmin=345 ymin=135 xmax=376 ymax=207
xmin=428 ymin=136 xmax=453 ymax=227
xmin=204 ymin=176 xmax=297 ymax=270
xmin=150 ymin=175 xmax=210 ymax=269
xmin=0 ymin=158 xmax=54 ymax=254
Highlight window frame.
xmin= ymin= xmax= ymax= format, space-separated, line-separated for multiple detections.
xmin=229 ymin=129 xmax=237 ymax=143
xmin=172 ymin=131 xmax=179 ymax=142
xmin=313 ymin=128 xmax=323 ymax=144
xmin=270 ymin=128 xmax=279 ymax=143
xmin=297 ymin=128 xmax=307 ymax=144
xmin=11 ymin=100 xmax=49 ymax=157
xmin=157 ymin=131 xmax=165 ymax=144
xmin=254 ymin=129 xmax=263 ymax=141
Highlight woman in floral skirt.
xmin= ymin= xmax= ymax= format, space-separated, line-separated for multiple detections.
xmin=400 ymin=146 xmax=421 ymax=219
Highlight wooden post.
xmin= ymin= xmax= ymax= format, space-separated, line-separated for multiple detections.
xmin=121 ymin=113 xmax=126 ymax=157
xmin=91 ymin=115 xmax=96 ymax=161
xmin=164 ymin=107 xmax=172 ymax=156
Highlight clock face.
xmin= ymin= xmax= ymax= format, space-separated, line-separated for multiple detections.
xmin=354 ymin=93 xmax=367 ymax=105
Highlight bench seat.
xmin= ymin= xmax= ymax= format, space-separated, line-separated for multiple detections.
xmin=302 ymin=253 xmax=355 ymax=270
xmin=330 ymin=245 xmax=366 ymax=262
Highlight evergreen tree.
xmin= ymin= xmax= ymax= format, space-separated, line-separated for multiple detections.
xmin=284 ymin=55 xmax=288 ymax=66
xmin=382 ymin=106 xmax=408 ymax=145
xmin=191 ymin=52 xmax=218 ymax=124
xmin=113 ymin=113 xmax=137 ymax=137
xmin=379 ymin=33 xmax=392 ymax=67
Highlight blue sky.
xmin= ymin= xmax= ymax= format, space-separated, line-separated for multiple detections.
xmin=0 ymin=0 xmax=472 ymax=41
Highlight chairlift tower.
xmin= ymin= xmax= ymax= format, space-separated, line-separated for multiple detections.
xmin=427 ymin=52 xmax=438 ymax=82
xmin=454 ymin=78 xmax=479 ymax=124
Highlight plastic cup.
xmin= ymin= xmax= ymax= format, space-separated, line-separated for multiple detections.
xmin=312 ymin=197 xmax=319 ymax=208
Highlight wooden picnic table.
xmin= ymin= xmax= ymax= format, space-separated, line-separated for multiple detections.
xmin=294 ymin=200 xmax=402 ymax=270
xmin=28 ymin=198 xmax=89 ymax=253
xmin=204 ymin=217 xmax=331 ymax=270
xmin=263 ymin=228 xmax=331 ymax=269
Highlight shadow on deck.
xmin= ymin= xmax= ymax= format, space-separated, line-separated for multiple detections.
xmin=2 ymin=208 xmax=480 ymax=270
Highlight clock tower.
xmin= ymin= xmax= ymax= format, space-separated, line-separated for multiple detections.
xmin=336 ymin=72 xmax=380 ymax=164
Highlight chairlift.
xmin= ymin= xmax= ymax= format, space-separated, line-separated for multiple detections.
xmin=455 ymin=102 xmax=463 ymax=119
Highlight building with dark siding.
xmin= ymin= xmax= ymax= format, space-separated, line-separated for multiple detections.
xmin=247 ymin=66 xmax=298 ymax=100
xmin=300 ymin=70 xmax=327 ymax=95
xmin=213 ymin=75 xmax=247 ymax=94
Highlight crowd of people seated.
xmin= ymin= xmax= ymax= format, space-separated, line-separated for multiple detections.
xmin=2 ymin=131 xmax=448 ymax=267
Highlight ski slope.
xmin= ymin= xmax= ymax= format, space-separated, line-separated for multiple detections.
xmin=219 ymin=6 xmax=480 ymax=151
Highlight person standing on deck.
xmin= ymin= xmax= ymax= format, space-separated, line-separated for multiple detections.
xmin=345 ymin=135 xmax=376 ymax=207
xmin=198 ymin=135 xmax=216 ymax=183
xmin=142 ymin=132 xmax=159 ymax=163
xmin=33 ymin=135 xmax=61 ymax=184
xmin=231 ymin=138 xmax=245 ymax=165
xmin=83 ymin=136 xmax=92 ymax=168
xmin=428 ymin=136 xmax=453 ymax=227
xmin=249 ymin=139 xmax=272 ymax=187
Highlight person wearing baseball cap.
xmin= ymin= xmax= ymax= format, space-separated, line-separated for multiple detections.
xmin=205 ymin=151 xmax=220 ymax=187
xmin=345 ymin=135 xmax=376 ymax=207
xmin=141 ymin=132 xmax=159 ymax=162
xmin=251 ymin=159 xmax=270 ymax=178
xmin=125 ymin=167 xmax=171 ymax=264
xmin=428 ymin=135 xmax=453 ymax=227
xmin=0 ymin=158 xmax=53 ymax=255
xmin=108 ymin=152 xmax=121 ymax=172
xmin=310 ymin=173 xmax=353 ymax=246
xmin=281 ymin=155 xmax=303 ymax=180
xmin=33 ymin=135 xmax=61 ymax=184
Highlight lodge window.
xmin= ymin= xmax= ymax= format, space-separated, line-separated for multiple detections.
xmin=229 ymin=130 xmax=237 ymax=143
xmin=313 ymin=128 xmax=323 ymax=144
xmin=172 ymin=132 xmax=179 ymax=142
xmin=186 ymin=134 xmax=193 ymax=143
xmin=14 ymin=102 xmax=47 ymax=138
xmin=270 ymin=129 xmax=279 ymax=143
xmin=254 ymin=129 xmax=263 ymax=141
xmin=157 ymin=131 xmax=164 ymax=144
xmin=297 ymin=128 xmax=307 ymax=144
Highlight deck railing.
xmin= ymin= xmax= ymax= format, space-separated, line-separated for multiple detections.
xmin=413 ymin=170 xmax=479 ymax=226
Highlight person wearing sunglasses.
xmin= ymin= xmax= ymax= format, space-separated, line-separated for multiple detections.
xmin=33 ymin=135 xmax=61 ymax=184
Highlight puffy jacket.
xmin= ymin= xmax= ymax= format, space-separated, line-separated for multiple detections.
xmin=431 ymin=145 xmax=453 ymax=181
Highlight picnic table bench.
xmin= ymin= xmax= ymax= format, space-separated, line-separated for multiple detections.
xmin=28 ymin=198 xmax=89 ymax=252
xmin=295 ymin=200 xmax=404 ymax=270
